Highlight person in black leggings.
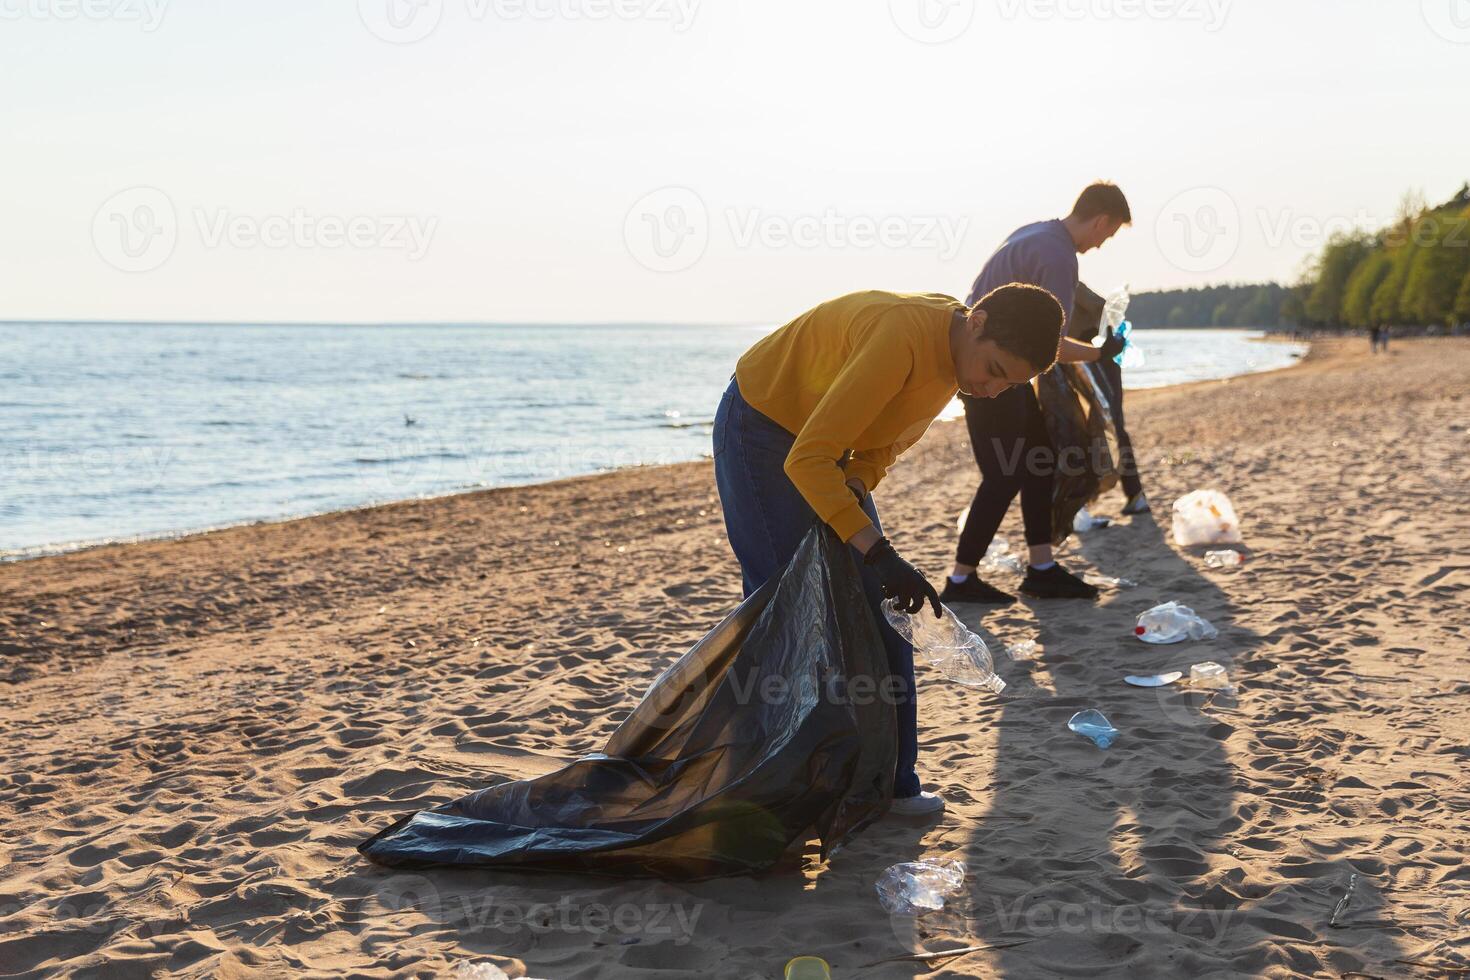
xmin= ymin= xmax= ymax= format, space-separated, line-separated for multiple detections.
xmin=952 ymin=383 xmax=1055 ymax=580
xmin=941 ymin=183 xmax=1131 ymax=605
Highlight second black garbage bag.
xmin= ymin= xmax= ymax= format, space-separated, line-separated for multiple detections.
xmin=1036 ymin=362 xmax=1122 ymax=545
xmin=358 ymin=523 xmax=897 ymax=879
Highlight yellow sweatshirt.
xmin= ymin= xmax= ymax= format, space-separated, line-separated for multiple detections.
xmin=734 ymin=290 xmax=963 ymax=542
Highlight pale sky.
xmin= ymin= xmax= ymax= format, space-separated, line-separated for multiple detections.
xmin=3 ymin=0 xmax=1467 ymax=324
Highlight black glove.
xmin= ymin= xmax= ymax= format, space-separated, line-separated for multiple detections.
xmin=864 ymin=537 xmax=941 ymax=618
xmin=1098 ymin=327 xmax=1126 ymax=362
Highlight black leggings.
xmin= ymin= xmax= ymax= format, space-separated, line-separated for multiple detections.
xmin=955 ymin=384 xmax=1054 ymax=566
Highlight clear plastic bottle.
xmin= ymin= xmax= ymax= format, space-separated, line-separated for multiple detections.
xmin=1205 ymin=550 xmax=1245 ymax=568
xmin=882 ymin=600 xmax=1006 ymax=694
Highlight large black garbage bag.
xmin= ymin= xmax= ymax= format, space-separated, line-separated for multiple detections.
xmin=1035 ymin=363 xmax=1121 ymax=546
xmin=358 ymin=524 xmax=896 ymax=879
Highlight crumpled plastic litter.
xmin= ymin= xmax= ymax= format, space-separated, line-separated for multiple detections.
xmin=1172 ymin=490 xmax=1244 ymax=546
xmin=1068 ymin=709 xmax=1120 ymax=749
xmin=1135 ymin=601 xmax=1219 ymax=644
xmin=1084 ymin=571 xmax=1137 ymax=589
xmin=1004 ymin=639 xmax=1038 ymax=662
xmin=875 ymin=859 xmax=967 ymax=914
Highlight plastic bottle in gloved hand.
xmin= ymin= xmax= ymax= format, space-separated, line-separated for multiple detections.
xmin=863 ymin=537 xmax=942 ymax=617
xmin=1097 ymin=326 xmax=1127 ymax=363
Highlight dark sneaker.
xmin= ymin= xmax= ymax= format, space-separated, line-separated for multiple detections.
xmin=1121 ymin=492 xmax=1151 ymax=516
xmin=940 ymin=573 xmax=1015 ymax=605
xmin=1020 ymin=563 xmax=1100 ymax=600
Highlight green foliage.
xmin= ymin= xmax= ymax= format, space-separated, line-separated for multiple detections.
xmin=1305 ymin=235 xmax=1371 ymax=325
xmin=1341 ymin=251 xmax=1391 ymax=327
xmin=1132 ymin=182 xmax=1470 ymax=329
xmin=1129 ymin=284 xmax=1292 ymax=328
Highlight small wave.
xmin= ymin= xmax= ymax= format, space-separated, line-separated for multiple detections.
xmin=353 ymin=451 xmax=467 ymax=465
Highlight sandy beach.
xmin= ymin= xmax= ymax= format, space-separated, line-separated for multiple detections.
xmin=2 ymin=336 xmax=1468 ymax=979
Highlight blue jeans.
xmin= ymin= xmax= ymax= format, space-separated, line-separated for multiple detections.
xmin=712 ymin=378 xmax=921 ymax=798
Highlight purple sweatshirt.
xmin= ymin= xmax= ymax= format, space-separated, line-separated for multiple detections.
xmin=965 ymin=219 xmax=1078 ymax=331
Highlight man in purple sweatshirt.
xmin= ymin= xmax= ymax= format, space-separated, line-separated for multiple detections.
xmin=942 ymin=183 xmax=1131 ymax=605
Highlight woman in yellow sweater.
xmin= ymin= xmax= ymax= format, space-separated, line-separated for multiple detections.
xmin=713 ymin=284 xmax=1065 ymax=815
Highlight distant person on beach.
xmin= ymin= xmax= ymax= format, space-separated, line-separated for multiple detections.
xmin=943 ymin=182 xmax=1131 ymax=608
xmin=1072 ymin=282 xmax=1146 ymax=509
xmin=714 ymin=286 xmax=1065 ymax=816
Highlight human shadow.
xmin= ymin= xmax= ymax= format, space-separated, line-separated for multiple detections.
xmin=944 ymin=509 xmax=1408 ymax=978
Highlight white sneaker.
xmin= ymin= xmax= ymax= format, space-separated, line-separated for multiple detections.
xmin=888 ymin=791 xmax=945 ymax=817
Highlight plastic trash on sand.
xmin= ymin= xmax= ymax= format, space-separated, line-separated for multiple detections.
xmin=1073 ymin=507 xmax=1112 ymax=532
xmin=1135 ymin=601 xmax=1219 ymax=644
xmin=359 ymin=524 xmax=898 ymax=878
xmin=883 ymin=600 xmax=1006 ymax=695
xmin=876 ymin=859 xmax=967 ymax=914
xmin=452 ymin=965 xmax=550 ymax=980
xmin=1005 ymin=639 xmax=1038 ymax=662
xmin=1172 ymin=490 xmax=1244 ymax=546
xmin=1205 ymin=549 xmax=1245 ymax=569
xmin=979 ymin=537 xmax=1026 ymax=576
xmin=1084 ymin=571 xmax=1137 ymax=589
xmin=1124 ymin=671 xmax=1183 ymax=688
xmin=1190 ymin=661 xmax=1231 ymax=690
xmin=1068 ymin=709 xmax=1120 ymax=749
xmin=784 ymin=957 xmax=832 ymax=980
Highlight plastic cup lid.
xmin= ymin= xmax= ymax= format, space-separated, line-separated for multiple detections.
xmin=1124 ymin=671 xmax=1184 ymax=688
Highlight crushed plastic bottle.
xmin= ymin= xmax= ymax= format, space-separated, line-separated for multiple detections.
xmin=979 ymin=537 xmax=1026 ymax=575
xmin=1190 ymin=661 xmax=1231 ymax=690
xmin=1172 ymin=490 xmax=1244 ymax=546
xmin=1067 ymin=709 xmax=1120 ymax=749
xmin=1102 ymin=285 xmax=1129 ymax=332
xmin=1205 ymin=550 xmax=1245 ymax=569
xmin=1100 ymin=286 xmax=1144 ymax=368
xmin=875 ymin=859 xmax=967 ymax=914
xmin=883 ymin=600 xmax=1006 ymax=694
xmin=1084 ymin=571 xmax=1137 ymax=589
xmin=1134 ymin=601 xmax=1219 ymax=644
xmin=452 ymin=964 xmax=551 ymax=980
xmin=784 ymin=957 xmax=832 ymax=980
xmin=1073 ymin=507 xmax=1112 ymax=533
xmin=1004 ymin=639 xmax=1038 ymax=662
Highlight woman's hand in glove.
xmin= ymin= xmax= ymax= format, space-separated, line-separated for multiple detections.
xmin=1098 ymin=327 xmax=1126 ymax=362
xmin=863 ymin=537 xmax=942 ymax=617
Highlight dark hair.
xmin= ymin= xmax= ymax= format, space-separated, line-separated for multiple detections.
xmin=974 ymin=283 xmax=1065 ymax=372
xmin=1070 ymin=181 xmax=1132 ymax=225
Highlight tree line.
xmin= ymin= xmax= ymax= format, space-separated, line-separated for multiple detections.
xmin=1130 ymin=183 xmax=1470 ymax=330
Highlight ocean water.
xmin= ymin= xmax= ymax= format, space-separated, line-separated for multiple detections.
xmin=0 ymin=323 xmax=1303 ymax=557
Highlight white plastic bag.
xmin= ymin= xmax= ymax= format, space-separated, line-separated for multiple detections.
xmin=1172 ymin=490 xmax=1243 ymax=546
xmin=1134 ymin=601 xmax=1219 ymax=644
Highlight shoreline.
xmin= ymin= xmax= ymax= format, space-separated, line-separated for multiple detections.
xmin=2 ymin=335 xmax=1311 ymax=566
